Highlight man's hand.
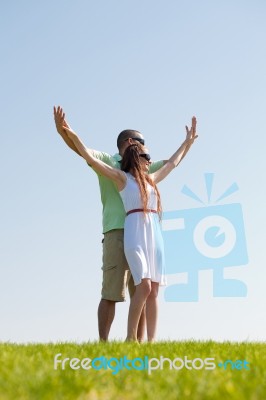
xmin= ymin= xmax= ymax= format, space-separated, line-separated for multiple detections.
xmin=53 ymin=106 xmax=71 ymax=136
xmin=185 ymin=116 xmax=198 ymax=143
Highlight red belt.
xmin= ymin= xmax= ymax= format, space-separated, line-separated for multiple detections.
xmin=126 ymin=208 xmax=157 ymax=216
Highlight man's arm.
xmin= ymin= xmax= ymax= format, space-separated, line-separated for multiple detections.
xmin=53 ymin=106 xmax=82 ymax=157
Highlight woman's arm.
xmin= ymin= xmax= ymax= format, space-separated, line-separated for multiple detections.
xmin=151 ymin=116 xmax=198 ymax=184
xmin=63 ymin=127 xmax=126 ymax=191
xmin=54 ymin=106 xmax=82 ymax=156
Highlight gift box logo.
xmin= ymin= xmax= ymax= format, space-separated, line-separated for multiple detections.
xmin=162 ymin=173 xmax=249 ymax=302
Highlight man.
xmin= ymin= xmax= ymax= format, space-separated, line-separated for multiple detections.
xmin=53 ymin=106 xmax=164 ymax=341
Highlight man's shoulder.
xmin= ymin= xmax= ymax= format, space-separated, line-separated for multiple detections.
xmin=91 ymin=150 xmax=112 ymax=160
xmin=87 ymin=151 xmax=121 ymax=168
xmin=149 ymin=160 xmax=164 ymax=173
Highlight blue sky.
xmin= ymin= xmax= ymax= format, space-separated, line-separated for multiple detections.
xmin=1 ymin=0 xmax=266 ymax=342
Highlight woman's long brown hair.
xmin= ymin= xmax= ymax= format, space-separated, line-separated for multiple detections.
xmin=121 ymin=143 xmax=162 ymax=218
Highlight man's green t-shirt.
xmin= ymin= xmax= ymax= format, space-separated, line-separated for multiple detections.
xmin=90 ymin=151 xmax=164 ymax=234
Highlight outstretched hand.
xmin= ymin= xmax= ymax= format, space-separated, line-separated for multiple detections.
xmin=53 ymin=106 xmax=71 ymax=135
xmin=185 ymin=116 xmax=198 ymax=143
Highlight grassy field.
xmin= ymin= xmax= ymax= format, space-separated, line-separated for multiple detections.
xmin=0 ymin=341 xmax=265 ymax=400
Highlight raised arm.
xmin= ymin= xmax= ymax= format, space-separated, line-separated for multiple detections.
xmin=179 ymin=118 xmax=198 ymax=162
xmin=151 ymin=116 xmax=198 ymax=184
xmin=53 ymin=106 xmax=82 ymax=157
xmin=63 ymin=126 xmax=126 ymax=191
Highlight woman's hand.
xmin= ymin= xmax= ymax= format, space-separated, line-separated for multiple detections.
xmin=53 ymin=106 xmax=71 ymax=135
xmin=185 ymin=116 xmax=198 ymax=144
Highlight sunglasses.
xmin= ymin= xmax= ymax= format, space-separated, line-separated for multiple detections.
xmin=125 ymin=137 xmax=145 ymax=145
xmin=139 ymin=153 xmax=151 ymax=162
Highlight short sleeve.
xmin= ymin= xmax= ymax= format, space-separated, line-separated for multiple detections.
xmin=86 ymin=151 xmax=114 ymax=168
xmin=149 ymin=160 xmax=164 ymax=173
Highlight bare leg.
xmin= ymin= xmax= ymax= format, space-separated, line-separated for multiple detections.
xmin=137 ymin=305 xmax=146 ymax=342
xmin=128 ymin=275 xmax=146 ymax=342
xmin=126 ymin=279 xmax=151 ymax=341
xmin=98 ymin=299 xmax=115 ymax=341
xmin=146 ymin=282 xmax=159 ymax=342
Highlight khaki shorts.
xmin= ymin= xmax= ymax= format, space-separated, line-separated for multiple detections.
xmin=101 ymin=229 xmax=135 ymax=302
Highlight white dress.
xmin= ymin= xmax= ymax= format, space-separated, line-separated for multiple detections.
xmin=119 ymin=173 xmax=166 ymax=286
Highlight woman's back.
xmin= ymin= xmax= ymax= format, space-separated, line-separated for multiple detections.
xmin=119 ymin=172 xmax=157 ymax=212
xmin=119 ymin=172 xmax=166 ymax=286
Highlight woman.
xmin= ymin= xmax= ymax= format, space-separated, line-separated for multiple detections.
xmin=63 ymin=118 xmax=197 ymax=341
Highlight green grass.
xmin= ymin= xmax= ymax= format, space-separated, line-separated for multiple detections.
xmin=0 ymin=341 xmax=265 ymax=400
